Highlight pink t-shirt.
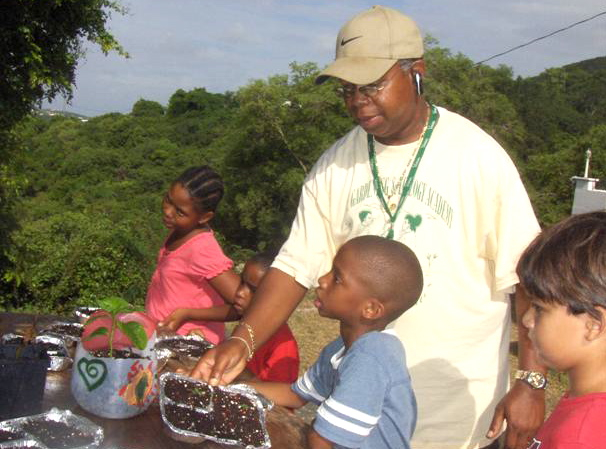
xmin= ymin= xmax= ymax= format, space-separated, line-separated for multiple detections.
xmin=145 ymin=231 xmax=233 ymax=344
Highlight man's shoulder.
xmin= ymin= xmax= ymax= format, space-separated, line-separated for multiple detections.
xmin=305 ymin=126 xmax=366 ymax=181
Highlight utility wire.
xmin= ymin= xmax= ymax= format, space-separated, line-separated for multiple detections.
xmin=475 ymin=11 xmax=606 ymax=66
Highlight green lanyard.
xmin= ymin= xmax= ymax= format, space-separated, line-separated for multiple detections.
xmin=367 ymin=104 xmax=439 ymax=240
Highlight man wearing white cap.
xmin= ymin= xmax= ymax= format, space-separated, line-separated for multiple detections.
xmin=193 ymin=6 xmax=545 ymax=449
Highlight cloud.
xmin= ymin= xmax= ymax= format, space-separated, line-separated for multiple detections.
xmin=44 ymin=0 xmax=605 ymax=115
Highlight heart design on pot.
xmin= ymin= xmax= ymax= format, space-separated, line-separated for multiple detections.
xmin=77 ymin=358 xmax=108 ymax=391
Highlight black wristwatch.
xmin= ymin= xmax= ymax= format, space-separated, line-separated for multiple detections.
xmin=515 ymin=370 xmax=547 ymax=390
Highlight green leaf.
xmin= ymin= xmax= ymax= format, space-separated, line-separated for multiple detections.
xmin=116 ymin=320 xmax=148 ymax=350
xmin=98 ymin=296 xmax=132 ymax=315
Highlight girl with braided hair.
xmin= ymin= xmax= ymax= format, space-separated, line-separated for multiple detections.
xmin=145 ymin=165 xmax=240 ymax=344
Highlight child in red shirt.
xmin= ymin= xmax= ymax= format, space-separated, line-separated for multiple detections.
xmin=515 ymin=212 xmax=606 ymax=448
xmin=160 ymin=251 xmax=300 ymax=383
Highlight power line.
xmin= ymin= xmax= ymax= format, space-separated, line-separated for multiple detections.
xmin=475 ymin=11 xmax=606 ymax=66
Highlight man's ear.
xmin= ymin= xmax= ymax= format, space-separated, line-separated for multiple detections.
xmin=361 ymin=298 xmax=385 ymax=320
xmin=198 ymin=211 xmax=214 ymax=226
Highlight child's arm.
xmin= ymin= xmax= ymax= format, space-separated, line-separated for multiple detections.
xmin=159 ymin=305 xmax=241 ymax=332
xmin=307 ymin=428 xmax=334 ymax=449
xmin=245 ymin=380 xmax=307 ymax=410
xmin=209 ymin=270 xmax=240 ymax=304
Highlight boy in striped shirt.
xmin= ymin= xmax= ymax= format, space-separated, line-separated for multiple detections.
xmin=246 ymin=235 xmax=422 ymax=449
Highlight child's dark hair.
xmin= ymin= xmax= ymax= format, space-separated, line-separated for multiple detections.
xmin=248 ymin=249 xmax=279 ymax=272
xmin=175 ymin=165 xmax=224 ymax=214
xmin=516 ymin=211 xmax=606 ymax=321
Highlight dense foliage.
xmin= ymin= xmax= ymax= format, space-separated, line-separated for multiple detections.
xmin=2 ymin=47 xmax=605 ymax=312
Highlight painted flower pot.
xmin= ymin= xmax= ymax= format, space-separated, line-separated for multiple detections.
xmin=70 ymin=332 xmax=157 ymax=419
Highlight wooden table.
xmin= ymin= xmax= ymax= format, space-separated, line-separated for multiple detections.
xmin=1 ymin=312 xmax=309 ymax=449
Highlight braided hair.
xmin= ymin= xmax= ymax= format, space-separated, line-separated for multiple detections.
xmin=175 ymin=165 xmax=224 ymax=214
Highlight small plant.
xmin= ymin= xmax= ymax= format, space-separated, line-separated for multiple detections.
xmin=81 ymin=297 xmax=156 ymax=357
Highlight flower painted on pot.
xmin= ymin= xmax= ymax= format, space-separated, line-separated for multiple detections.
xmin=118 ymin=360 xmax=155 ymax=407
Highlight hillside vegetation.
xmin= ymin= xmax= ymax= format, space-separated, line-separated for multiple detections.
xmin=1 ymin=50 xmax=605 ymax=312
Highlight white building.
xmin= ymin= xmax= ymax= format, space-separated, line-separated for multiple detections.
xmin=571 ymin=150 xmax=606 ymax=214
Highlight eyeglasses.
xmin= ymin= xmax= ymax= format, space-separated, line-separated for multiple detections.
xmin=336 ymin=65 xmax=406 ymax=99
xmin=336 ymin=80 xmax=388 ymax=99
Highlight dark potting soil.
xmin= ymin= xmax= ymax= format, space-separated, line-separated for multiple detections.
xmin=164 ymin=403 xmax=213 ymax=434
xmin=163 ymin=377 xmax=265 ymax=447
xmin=0 ymin=429 xmax=26 ymax=442
xmin=21 ymin=420 xmax=94 ymax=449
xmin=156 ymin=339 xmax=212 ymax=358
xmin=164 ymin=377 xmax=212 ymax=409
xmin=212 ymin=390 xmax=265 ymax=447
xmin=89 ymin=348 xmax=145 ymax=359
xmin=44 ymin=324 xmax=82 ymax=338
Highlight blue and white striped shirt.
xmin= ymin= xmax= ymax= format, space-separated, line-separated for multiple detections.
xmin=292 ymin=329 xmax=416 ymax=449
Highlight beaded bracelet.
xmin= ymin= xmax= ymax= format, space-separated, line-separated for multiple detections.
xmin=228 ymin=336 xmax=253 ymax=361
xmin=240 ymin=322 xmax=256 ymax=354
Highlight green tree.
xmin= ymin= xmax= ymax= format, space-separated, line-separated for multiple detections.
xmin=216 ymin=62 xmax=352 ymax=249
xmin=131 ymin=99 xmax=164 ymax=117
xmin=0 ymin=0 xmax=127 ymax=130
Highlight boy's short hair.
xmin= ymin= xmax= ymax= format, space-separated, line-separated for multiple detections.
xmin=516 ymin=211 xmax=606 ymax=321
xmin=346 ymin=235 xmax=423 ymax=321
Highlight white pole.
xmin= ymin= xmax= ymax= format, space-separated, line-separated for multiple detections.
xmin=584 ymin=149 xmax=592 ymax=178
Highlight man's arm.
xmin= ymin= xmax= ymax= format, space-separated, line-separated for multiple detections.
xmin=487 ymin=285 xmax=546 ymax=449
xmin=190 ymin=268 xmax=307 ymax=385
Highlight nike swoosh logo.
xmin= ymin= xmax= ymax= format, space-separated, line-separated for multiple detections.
xmin=340 ymin=35 xmax=362 ymax=46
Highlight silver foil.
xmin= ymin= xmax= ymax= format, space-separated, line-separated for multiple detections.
xmin=38 ymin=322 xmax=83 ymax=348
xmin=72 ymin=307 xmax=100 ymax=324
xmin=1 ymin=334 xmax=25 ymax=346
xmin=159 ymin=372 xmax=272 ymax=449
xmin=154 ymin=333 xmax=214 ymax=369
xmin=0 ymin=408 xmax=103 ymax=449
xmin=31 ymin=335 xmax=72 ymax=371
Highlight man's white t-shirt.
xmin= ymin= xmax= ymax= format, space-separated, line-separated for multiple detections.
xmin=274 ymin=106 xmax=540 ymax=449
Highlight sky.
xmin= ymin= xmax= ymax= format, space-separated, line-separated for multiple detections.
xmin=45 ymin=0 xmax=606 ymax=117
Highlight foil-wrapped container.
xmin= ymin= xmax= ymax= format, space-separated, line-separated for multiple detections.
xmin=159 ymin=372 xmax=272 ymax=449
xmin=38 ymin=322 xmax=82 ymax=349
xmin=31 ymin=335 xmax=72 ymax=371
xmin=154 ymin=333 xmax=214 ymax=369
xmin=72 ymin=307 xmax=100 ymax=324
xmin=0 ymin=408 xmax=103 ymax=449
xmin=0 ymin=334 xmax=25 ymax=346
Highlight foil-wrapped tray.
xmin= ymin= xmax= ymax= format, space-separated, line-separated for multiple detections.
xmin=38 ymin=322 xmax=83 ymax=348
xmin=154 ymin=333 xmax=214 ymax=369
xmin=0 ymin=408 xmax=103 ymax=449
xmin=72 ymin=308 xmax=100 ymax=324
xmin=31 ymin=336 xmax=72 ymax=371
xmin=1 ymin=334 xmax=25 ymax=346
xmin=159 ymin=372 xmax=272 ymax=449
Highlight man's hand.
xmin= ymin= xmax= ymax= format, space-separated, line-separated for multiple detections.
xmin=158 ymin=308 xmax=190 ymax=332
xmin=189 ymin=338 xmax=248 ymax=386
xmin=487 ymin=381 xmax=545 ymax=449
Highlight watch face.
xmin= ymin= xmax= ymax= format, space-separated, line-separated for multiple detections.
xmin=528 ymin=372 xmax=547 ymax=389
